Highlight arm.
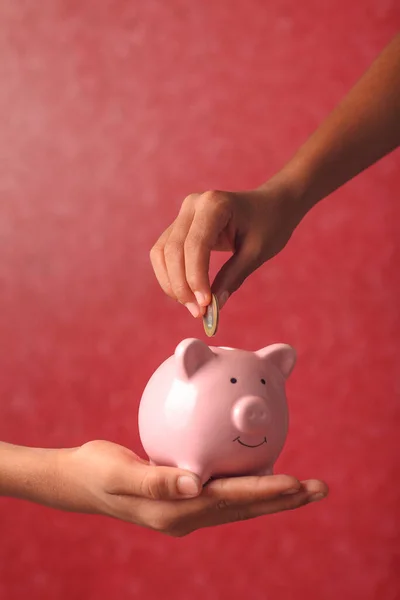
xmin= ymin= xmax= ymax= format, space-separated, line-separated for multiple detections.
xmin=0 ymin=440 xmax=202 ymax=510
xmin=0 ymin=442 xmax=70 ymax=508
xmin=0 ymin=440 xmax=326 ymax=535
xmin=151 ymin=34 xmax=400 ymax=313
xmin=278 ymin=33 xmax=400 ymax=213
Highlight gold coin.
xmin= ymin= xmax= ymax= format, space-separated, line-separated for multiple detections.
xmin=203 ymin=293 xmax=219 ymax=337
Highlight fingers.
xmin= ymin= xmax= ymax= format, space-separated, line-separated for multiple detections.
xmin=151 ymin=195 xmax=198 ymax=315
xmin=145 ymin=477 xmax=328 ymax=536
xmin=110 ymin=461 xmax=202 ymax=501
xmin=150 ymin=226 xmax=174 ymax=298
xmin=150 ymin=191 xmax=233 ymax=316
xmin=203 ymin=474 xmax=301 ymax=502
xmin=163 ymin=202 xmax=199 ymax=314
xmin=202 ymin=483 xmax=324 ymax=531
xmin=185 ymin=478 xmax=328 ymax=534
xmin=110 ymin=475 xmax=328 ymax=535
xmin=184 ymin=193 xmax=232 ymax=308
xmin=296 ymin=478 xmax=329 ymax=500
xmin=212 ymin=240 xmax=261 ymax=309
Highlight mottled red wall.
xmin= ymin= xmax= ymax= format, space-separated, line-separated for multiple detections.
xmin=0 ymin=2 xmax=399 ymax=599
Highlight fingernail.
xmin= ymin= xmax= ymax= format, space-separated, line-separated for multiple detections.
xmin=185 ymin=302 xmax=200 ymax=318
xmin=282 ymin=487 xmax=300 ymax=495
xmin=177 ymin=476 xmax=200 ymax=497
xmin=308 ymin=492 xmax=325 ymax=503
xmin=218 ymin=291 xmax=229 ymax=309
xmin=194 ymin=291 xmax=207 ymax=306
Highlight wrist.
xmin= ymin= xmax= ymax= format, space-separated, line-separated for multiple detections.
xmin=256 ymin=162 xmax=316 ymax=224
xmin=285 ymin=151 xmax=328 ymax=211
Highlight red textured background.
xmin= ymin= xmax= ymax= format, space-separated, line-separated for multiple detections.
xmin=0 ymin=2 xmax=399 ymax=599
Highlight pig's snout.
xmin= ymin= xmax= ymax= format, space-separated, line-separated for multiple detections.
xmin=232 ymin=396 xmax=270 ymax=434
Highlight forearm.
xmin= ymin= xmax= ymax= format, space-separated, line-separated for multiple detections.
xmin=271 ymin=34 xmax=400 ymax=212
xmin=0 ymin=441 xmax=74 ymax=508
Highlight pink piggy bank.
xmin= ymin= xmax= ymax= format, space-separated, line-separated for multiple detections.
xmin=138 ymin=338 xmax=296 ymax=484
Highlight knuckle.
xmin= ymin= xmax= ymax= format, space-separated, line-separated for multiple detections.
xmin=199 ymin=190 xmax=230 ymax=215
xmin=139 ymin=473 xmax=166 ymax=500
xmin=164 ymin=238 xmax=183 ymax=258
xmin=184 ymin=232 xmax=204 ymax=251
xmin=149 ymin=244 xmax=161 ymax=262
xmin=150 ymin=512 xmax=178 ymax=534
xmin=166 ymin=526 xmax=188 ymax=538
xmin=215 ymin=498 xmax=231 ymax=511
xmin=182 ymin=193 xmax=199 ymax=208
xmin=200 ymin=190 xmax=225 ymax=207
xmin=139 ymin=472 xmax=153 ymax=497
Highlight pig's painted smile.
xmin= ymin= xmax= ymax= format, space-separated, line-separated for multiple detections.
xmin=234 ymin=436 xmax=267 ymax=448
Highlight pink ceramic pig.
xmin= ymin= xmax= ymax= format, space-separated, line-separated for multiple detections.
xmin=138 ymin=338 xmax=296 ymax=484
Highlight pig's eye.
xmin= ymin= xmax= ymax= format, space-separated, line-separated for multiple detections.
xmin=261 ymin=378 xmax=266 ymax=385
xmin=230 ymin=378 xmax=237 ymax=384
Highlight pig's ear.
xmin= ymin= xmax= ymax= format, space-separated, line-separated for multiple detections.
xmin=256 ymin=344 xmax=296 ymax=379
xmin=175 ymin=338 xmax=215 ymax=380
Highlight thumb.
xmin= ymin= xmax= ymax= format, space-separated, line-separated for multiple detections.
xmin=212 ymin=243 xmax=259 ymax=309
xmin=119 ymin=461 xmax=202 ymax=500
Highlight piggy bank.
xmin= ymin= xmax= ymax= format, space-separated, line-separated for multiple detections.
xmin=138 ymin=338 xmax=296 ymax=484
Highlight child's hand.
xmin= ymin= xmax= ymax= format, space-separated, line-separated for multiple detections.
xmin=150 ymin=178 xmax=304 ymax=317
xmin=62 ymin=440 xmax=327 ymax=536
